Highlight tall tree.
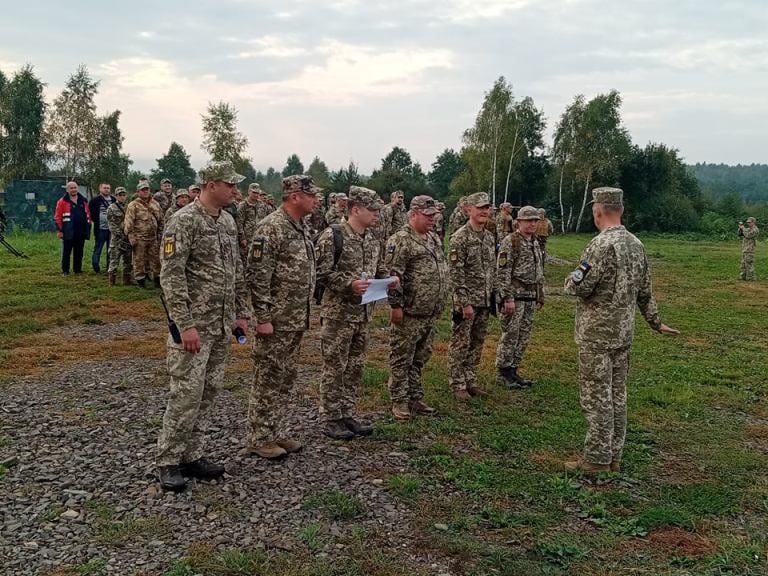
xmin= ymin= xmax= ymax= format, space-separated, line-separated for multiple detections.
xmin=47 ymin=65 xmax=100 ymax=179
xmin=307 ymin=156 xmax=331 ymax=187
xmin=234 ymin=156 xmax=257 ymax=190
xmin=87 ymin=110 xmax=131 ymax=190
xmin=501 ymin=96 xmax=545 ymax=204
xmin=428 ymin=149 xmax=464 ymax=201
xmin=151 ymin=141 xmax=196 ymax=189
xmin=0 ymin=69 xmax=7 ymax=174
xmin=282 ymin=154 xmax=304 ymax=177
xmin=1 ymin=65 xmax=48 ymax=182
xmin=552 ymin=95 xmax=585 ymax=232
xmin=368 ymin=146 xmax=428 ymax=200
xmin=330 ymin=161 xmax=362 ymax=194
xmin=200 ymin=101 xmax=249 ymax=163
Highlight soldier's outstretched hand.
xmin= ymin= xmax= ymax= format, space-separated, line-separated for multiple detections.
xmin=659 ymin=323 xmax=680 ymax=335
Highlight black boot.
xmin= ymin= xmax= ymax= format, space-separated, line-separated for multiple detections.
xmin=153 ymin=277 xmax=161 ymax=288
xmin=180 ymin=457 xmax=225 ymax=479
xmin=158 ymin=465 xmax=187 ymax=492
xmin=324 ymin=419 xmax=354 ymax=440
xmin=499 ymin=366 xmax=524 ymax=389
xmin=511 ymin=367 xmax=534 ymax=388
xmin=137 ymin=278 xmax=147 ymax=289
xmin=343 ymin=417 xmax=373 ymax=436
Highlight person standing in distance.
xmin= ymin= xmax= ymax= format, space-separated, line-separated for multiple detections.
xmin=448 ymin=192 xmax=495 ymax=401
xmin=54 ymin=181 xmax=91 ymax=275
xmin=738 ymin=217 xmax=759 ymax=281
xmin=106 ymin=187 xmax=133 ymax=286
xmin=246 ymin=175 xmax=317 ymax=459
xmin=564 ymin=187 xmax=679 ymax=474
xmin=156 ymin=161 xmax=250 ymax=491
xmin=89 ymin=182 xmax=116 ymax=273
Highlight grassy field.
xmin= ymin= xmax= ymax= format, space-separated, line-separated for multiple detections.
xmin=1 ymin=230 xmax=767 ymax=575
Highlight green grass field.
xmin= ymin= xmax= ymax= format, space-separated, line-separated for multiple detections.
xmin=1 ymin=230 xmax=767 ymax=575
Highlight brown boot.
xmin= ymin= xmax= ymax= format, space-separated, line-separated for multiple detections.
xmin=455 ymin=389 xmax=472 ymax=402
xmin=391 ymin=402 xmax=411 ymax=420
xmin=410 ymin=400 xmax=437 ymax=416
xmin=610 ymin=461 xmax=621 ymax=473
xmin=564 ymin=458 xmax=610 ymax=473
xmin=123 ymin=272 xmax=133 ymax=286
xmin=468 ymin=386 xmax=487 ymax=398
xmin=276 ymin=439 xmax=303 ymax=454
xmin=250 ymin=442 xmax=288 ymax=459
xmin=108 ymin=272 xmax=116 ymax=286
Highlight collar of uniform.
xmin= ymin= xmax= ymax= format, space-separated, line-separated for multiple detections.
xmin=278 ymin=205 xmax=307 ymax=233
xmin=602 ymin=225 xmax=626 ymax=234
xmin=343 ymin=221 xmax=367 ymax=239
xmin=190 ymin=197 xmax=222 ymax=224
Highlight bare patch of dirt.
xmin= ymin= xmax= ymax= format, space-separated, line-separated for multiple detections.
xmin=641 ymin=526 xmax=718 ymax=558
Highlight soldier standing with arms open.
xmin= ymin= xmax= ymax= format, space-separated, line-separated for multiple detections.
xmin=386 ymin=196 xmax=449 ymax=419
xmin=124 ymin=181 xmax=162 ymax=288
xmin=106 ymin=187 xmax=133 ymax=286
xmin=738 ymin=217 xmax=759 ymax=281
xmin=448 ymin=192 xmax=495 ymax=401
xmin=564 ymin=188 xmax=678 ymax=473
xmin=246 ymin=175 xmax=317 ymax=459
xmin=495 ymin=206 xmax=544 ymax=389
xmin=156 ymin=161 xmax=250 ymax=491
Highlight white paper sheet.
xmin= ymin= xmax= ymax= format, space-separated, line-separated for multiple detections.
xmin=360 ymin=277 xmax=397 ymax=305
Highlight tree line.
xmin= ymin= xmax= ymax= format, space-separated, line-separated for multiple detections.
xmin=0 ymin=65 xmax=762 ymax=235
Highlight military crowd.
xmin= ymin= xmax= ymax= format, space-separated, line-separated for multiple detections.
xmin=46 ymin=161 xmax=768 ymax=490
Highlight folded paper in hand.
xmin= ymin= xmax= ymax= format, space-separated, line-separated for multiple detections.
xmin=361 ymin=277 xmax=397 ymax=305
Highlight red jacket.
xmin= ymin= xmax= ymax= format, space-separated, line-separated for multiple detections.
xmin=54 ymin=194 xmax=92 ymax=240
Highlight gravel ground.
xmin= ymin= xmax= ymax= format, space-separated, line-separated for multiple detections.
xmin=0 ymin=322 xmax=453 ymax=576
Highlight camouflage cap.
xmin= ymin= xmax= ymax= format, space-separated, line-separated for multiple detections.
xmin=174 ymin=188 xmax=190 ymax=199
xmin=282 ymin=174 xmax=315 ymax=194
xmin=465 ymin=192 xmax=491 ymax=208
xmin=391 ymin=190 xmax=404 ymax=199
xmin=500 ymin=202 xmax=512 ymax=209
xmin=329 ymin=192 xmax=337 ymax=199
xmin=516 ymin=205 xmax=541 ymax=220
xmin=114 ymin=186 xmax=127 ymax=195
xmin=248 ymin=183 xmax=262 ymax=192
xmin=335 ymin=193 xmax=348 ymax=201
xmin=410 ymin=195 xmax=438 ymax=215
xmin=188 ymin=184 xmax=201 ymax=192
xmin=136 ymin=181 xmax=150 ymax=191
xmin=311 ymin=184 xmax=324 ymax=194
xmin=589 ymin=187 xmax=623 ymax=207
xmin=200 ymin=161 xmax=246 ymax=185
xmin=161 ymin=178 xmax=172 ymax=184
xmin=349 ymin=186 xmax=381 ymax=210
xmin=747 ymin=216 xmax=757 ymax=223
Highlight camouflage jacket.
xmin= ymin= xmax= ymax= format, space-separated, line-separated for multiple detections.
xmin=385 ymin=225 xmax=450 ymax=318
xmin=433 ymin=212 xmax=444 ymax=235
xmin=159 ymin=199 xmax=251 ymax=337
xmin=106 ymin=202 xmax=130 ymax=248
xmin=380 ymin=203 xmax=407 ymax=239
xmin=448 ymin=206 xmax=468 ymax=234
xmin=247 ymin=207 xmax=316 ymax=331
xmin=316 ymin=222 xmax=385 ymax=322
xmin=564 ymin=225 xmax=661 ymax=350
xmin=164 ymin=204 xmax=183 ymax=231
xmin=496 ymin=213 xmax=515 ymax=240
xmin=154 ymin=191 xmax=173 ymax=213
xmin=448 ymin=223 xmax=496 ymax=309
xmin=496 ymin=232 xmax=544 ymax=304
xmin=304 ymin=205 xmax=327 ymax=238
xmin=236 ymin=199 xmax=261 ymax=246
xmin=536 ymin=218 xmax=554 ymax=237
xmin=742 ymin=226 xmax=759 ymax=253
xmin=124 ymin=197 xmax=161 ymax=242
xmin=325 ymin=205 xmax=345 ymax=226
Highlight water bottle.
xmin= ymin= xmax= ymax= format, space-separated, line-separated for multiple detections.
xmin=233 ymin=326 xmax=247 ymax=345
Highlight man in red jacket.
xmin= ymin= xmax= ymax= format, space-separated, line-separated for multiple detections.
xmin=54 ymin=181 xmax=91 ymax=275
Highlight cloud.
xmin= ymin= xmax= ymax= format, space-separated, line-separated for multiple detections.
xmin=432 ymin=0 xmax=532 ymax=23
xmin=138 ymin=31 xmax=156 ymax=39
xmin=232 ymin=34 xmax=309 ymax=59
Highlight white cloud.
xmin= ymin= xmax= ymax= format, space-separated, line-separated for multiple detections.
xmin=233 ymin=34 xmax=308 ymax=59
xmin=432 ymin=0 xmax=532 ymax=23
xmin=138 ymin=31 xmax=156 ymax=39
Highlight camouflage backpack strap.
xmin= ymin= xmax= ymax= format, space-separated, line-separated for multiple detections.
xmin=330 ymin=224 xmax=344 ymax=271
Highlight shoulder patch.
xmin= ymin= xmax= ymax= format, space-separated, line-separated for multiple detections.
xmin=163 ymin=234 xmax=176 ymax=257
xmin=251 ymin=237 xmax=265 ymax=262
xmin=449 ymin=249 xmax=459 ymax=263
xmin=497 ymin=252 xmax=508 ymax=267
xmin=570 ymin=260 xmax=592 ymax=284
xmin=387 ymin=243 xmax=396 ymax=254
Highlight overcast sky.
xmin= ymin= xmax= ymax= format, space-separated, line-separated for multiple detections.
xmin=1 ymin=0 xmax=765 ymax=173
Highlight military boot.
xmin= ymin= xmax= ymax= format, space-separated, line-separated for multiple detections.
xmin=123 ymin=272 xmax=133 ymax=286
xmin=610 ymin=461 xmax=621 ymax=473
xmin=158 ymin=465 xmax=187 ymax=492
xmin=108 ymin=272 xmax=116 ymax=286
xmin=153 ymin=277 xmax=161 ymax=288
xmin=409 ymin=400 xmax=437 ymax=416
xmin=137 ymin=278 xmax=147 ymax=289
xmin=467 ymin=385 xmax=487 ymax=398
xmin=563 ymin=458 xmax=610 ymax=474
xmin=454 ymin=389 xmax=472 ymax=402
xmin=499 ymin=367 xmax=524 ymax=389
xmin=276 ymin=439 xmax=303 ymax=454
xmin=180 ymin=457 xmax=225 ymax=479
xmin=514 ymin=367 xmax=535 ymax=388
xmin=391 ymin=402 xmax=411 ymax=420
xmin=250 ymin=442 xmax=288 ymax=459
xmin=324 ymin=419 xmax=354 ymax=440
xmin=343 ymin=417 xmax=373 ymax=436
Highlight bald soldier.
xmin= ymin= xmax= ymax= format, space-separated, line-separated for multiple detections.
xmin=738 ymin=217 xmax=759 ymax=281
xmin=564 ymin=187 xmax=678 ymax=473
xmin=246 ymin=175 xmax=317 ymax=459
xmin=156 ymin=161 xmax=250 ymax=491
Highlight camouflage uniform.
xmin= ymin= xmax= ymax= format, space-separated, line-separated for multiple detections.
xmin=433 ymin=209 xmax=444 ymax=241
xmin=236 ymin=198 xmax=262 ymax=261
xmin=305 ymin=202 xmax=328 ymax=238
xmin=740 ymin=220 xmax=759 ymax=281
xmin=385 ymin=209 xmax=449 ymax=404
xmin=496 ymin=209 xmax=515 ymax=241
xmin=448 ymin=200 xmax=468 ymax=235
xmin=316 ymin=187 xmax=385 ymax=422
xmin=535 ymin=215 xmax=554 ymax=261
xmin=325 ymin=203 xmax=346 ymax=226
xmin=448 ymin=193 xmax=496 ymax=392
xmin=495 ymin=223 xmax=544 ymax=373
xmin=124 ymin=188 xmax=162 ymax=282
xmin=246 ymin=193 xmax=316 ymax=446
xmin=163 ymin=189 xmax=191 ymax=232
xmin=380 ymin=196 xmax=407 ymax=239
xmin=154 ymin=186 xmax=173 ymax=214
xmin=156 ymin=167 xmax=250 ymax=467
xmin=106 ymin=192 xmax=133 ymax=279
xmin=564 ymin=188 xmax=663 ymax=466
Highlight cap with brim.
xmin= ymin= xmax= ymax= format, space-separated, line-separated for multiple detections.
xmin=335 ymin=194 xmax=348 ymax=201
xmin=747 ymin=217 xmax=756 ymax=223
xmin=349 ymin=186 xmax=381 ymax=210
xmin=410 ymin=195 xmax=438 ymax=215
xmin=136 ymin=182 xmax=150 ymax=191
xmin=115 ymin=187 xmax=127 ymax=195
xmin=248 ymin=183 xmax=262 ymax=192
xmin=516 ymin=205 xmax=540 ymax=220
xmin=174 ymin=188 xmax=190 ymax=199
xmin=188 ymin=184 xmax=201 ymax=192
xmin=161 ymin=178 xmax=172 ymax=184
xmin=200 ymin=161 xmax=246 ymax=185
xmin=589 ymin=187 xmax=623 ymax=207
xmin=466 ymin=192 xmax=491 ymax=208
xmin=282 ymin=174 xmax=315 ymax=194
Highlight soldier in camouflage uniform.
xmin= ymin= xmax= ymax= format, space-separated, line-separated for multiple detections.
xmin=156 ymin=161 xmax=250 ymax=491
xmin=316 ymin=186 xmax=397 ymax=439
xmin=246 ymin=175 xmax=317 ymax=459
xmin=326 ymin=194 xmax=347 ymax=225
xmin=433 ymin=202 xmax=445 ymax=241
xmin=448 ymin=192 xmax=495 ymax=400
xmin=564 ymin=187 xmax=678 ymax=473
xmin=386 ymin=195 xmax=449 ymax=420
xmin=124 ymin=181 xmax=162 ymax=288
xmin=154 ymin=178 xmax=173 ymax=213
xmin=448 ymin=197 xmax=469 ymax=236
xmin=739 ymin=217 xmax=759 ymax=280
xmin=379 ymin=190 xmax=407 ymax=240
xmin=236 ymin=184 xmax=263 ymax=262
xmin=496 ymin=203 xmax=515 ymax=240
xmin=106 ymin=187 xmax=133 ymax=285
xmin=188 ymin=183 xmax=201 ymax=201
xmin=164 ymin=189 xmax=191 ymax=228
xmin=535 ymin=208 xmax=555 ymax=262
xmin=305 ymin=190 xmax=328 ymax=238
xmin=495 ymin=206 xmax=544 ymax=389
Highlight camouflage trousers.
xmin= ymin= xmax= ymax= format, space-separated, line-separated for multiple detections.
xmin=740 ymin=251 xmax=755 ymax=281
xmin=496 ymin=301 xmax=536 ymax=369
xmin=132 ymin=238 xmax=160 ymax=281
xmin=449 ymin=307 xmax=490 ymax=391
xmin=107 ymin=241 xmax=133 ymax=275
xmin=579 ymin=345 xmax=631 ymax=466
xmin=248 ymin=330 xmax=305 ymax=444
xmin=157 ymin=332 xmax=230 ymax=466
xmin=389 ymin=314 xmax=437 ymax=404
xmin=320 ymin=319 xmax=368 ymax=422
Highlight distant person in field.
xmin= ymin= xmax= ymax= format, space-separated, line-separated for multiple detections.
xmin=89 ymin=182 xmax=116 ymax=274
xmin=535 ymin=208 xmax=555 ymax=262
xmin=54 ymin=181 xmax=91 ymax=275
xmin=106 ymin=187 xmax=133 ymax=286
xmin=738 ymin=217 xmax=759 ymax=281
xmin=563 ymin=187 xmax=679 ymax=474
